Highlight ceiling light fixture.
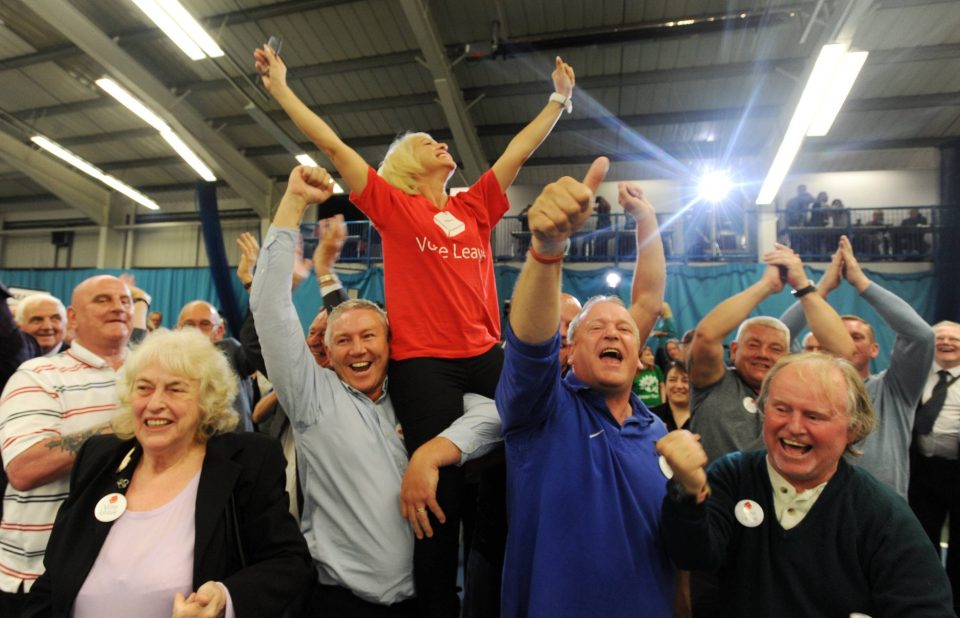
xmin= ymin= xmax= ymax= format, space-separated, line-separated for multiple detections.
xmin=756 ymin=43 xmax=867 ymax=205
xmin=95 ymin=78 xmax=168 ymax=131
xmin=31 ymin=135 xmax=159 ymax=210
xmin=97 ymin=77 xmax=217 ymax=182
xmin=129 ymin=0 xmax=223 ymax=60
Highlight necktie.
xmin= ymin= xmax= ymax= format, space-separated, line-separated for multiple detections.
xmin=914 ymin=370 xmax=952 ymax=435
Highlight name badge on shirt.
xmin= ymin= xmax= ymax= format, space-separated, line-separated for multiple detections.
xmin=95 ymin=493 xmax=127 ymax=522
xmin=734 ymin=499 xmax=763 ymax=527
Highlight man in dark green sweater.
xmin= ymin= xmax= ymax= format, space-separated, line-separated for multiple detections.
xmin=658 ymin=352 xmax=953 ymax=617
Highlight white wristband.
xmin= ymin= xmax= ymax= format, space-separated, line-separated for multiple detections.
xmin=549 ymin=92 xmax=572 ymax=114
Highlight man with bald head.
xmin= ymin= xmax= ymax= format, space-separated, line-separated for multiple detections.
xmin=177 ymin=300 xmax=256 ymax=432
xmin=558 ymin=293 xmax=582 ymax=374
xmin=0 ymin=275 xmax=140 ymax=614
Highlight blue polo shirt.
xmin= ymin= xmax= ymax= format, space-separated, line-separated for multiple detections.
xmin=496 ymin=327 xmax=674 ymax=618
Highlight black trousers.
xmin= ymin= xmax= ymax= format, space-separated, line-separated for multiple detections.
xmin=909 ymin=448 xmax=960 ymax=610
xmin=305 ymin=583 xmax=418 ymax=618
xmin=387 ymin=344 xmax=504 ymax=618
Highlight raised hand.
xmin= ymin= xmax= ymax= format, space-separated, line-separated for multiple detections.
xmin=618 ymin=182 xmax=655 ymax=222
xmin=552 ymin=56 xmax=575 ymax=98
xmin=253 ymin=43 xmax=287 ymax=94
xmin=235 ymin=232 xmax=260 ymax=288
xmin=762 ymin=243 xmax=810 ymax=291
xmin=817 ymin=247 xmax=843 ymax=297
xmin=288 ymin=166 xmax=336 ymax=206
xmin=314 ymin=214 xmax=347 ymax=277
xmin=838 ymin=235 xmax=871 ymax=293
xmin=528 ymin=156 xmax=609 ymax=254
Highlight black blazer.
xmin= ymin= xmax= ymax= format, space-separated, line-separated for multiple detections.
xmin=24 ymin=432 xmax=313 ymax=618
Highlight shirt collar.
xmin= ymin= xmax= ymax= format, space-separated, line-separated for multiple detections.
xmin=67 ymin=340 xmax=115 ymax=369
xmin=339 ymin=375 xmax=390 ymax=404
xmin=563 ymin=370 xmax=656 ymax=427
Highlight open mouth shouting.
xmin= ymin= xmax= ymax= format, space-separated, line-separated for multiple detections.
xmin=599 ymin=348 xmax=623 ymax=361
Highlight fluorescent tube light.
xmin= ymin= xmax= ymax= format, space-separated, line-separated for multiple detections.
xmin=129 ymin=0 xmax=223 ymax=60
xmin=756 ymin=44 xmax=848 ymax=205
xmin=806 ymin=51 xmax=868 ymax=137
xmin=160 ymin=131 xmax=217 ymax=182
xmin=31 ymin=135 xmax=159 ymax=210
xmin=96 ymin=78 xmax=170 ymax=132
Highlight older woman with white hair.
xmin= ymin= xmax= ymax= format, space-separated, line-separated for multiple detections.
xmin=24 ymin=330 xmax=312 ymax=618
xmin=255 ymin=43 xmax=575 ymax=616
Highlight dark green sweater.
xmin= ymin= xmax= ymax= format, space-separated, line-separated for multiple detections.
xmin=662 ymin=450 xmax=954 ymax=617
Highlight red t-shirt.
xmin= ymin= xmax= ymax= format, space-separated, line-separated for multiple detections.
xmin=350 ymin=167 xmax=509 ymax=360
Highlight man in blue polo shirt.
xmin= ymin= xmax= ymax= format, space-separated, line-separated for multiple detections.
xmin=495 ymin=157 xmax=674 ymax=617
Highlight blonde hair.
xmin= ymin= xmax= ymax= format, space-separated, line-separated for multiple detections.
xmin=377 ymin=131 xmax=431 ymax=195
xmin=756 ymin=352 xmax=876 ymax=456
xmin=113 ymin=329 xmax=239 ymax=441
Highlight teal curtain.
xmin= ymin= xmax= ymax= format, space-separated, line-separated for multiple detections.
xmin=2 ymin=264 xmax=932 ymax=373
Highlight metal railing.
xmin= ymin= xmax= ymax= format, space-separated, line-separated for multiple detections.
xmin=303 ymin=210 xmax=760 ymax=265
xmin=774 ymin=205 xmax=942 ymax=262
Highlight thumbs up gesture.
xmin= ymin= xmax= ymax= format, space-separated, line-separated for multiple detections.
xmin=528 ymin=156 xmax=609 ymax=255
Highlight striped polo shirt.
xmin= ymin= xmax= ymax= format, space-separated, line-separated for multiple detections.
xmin=0 ymin=341 xmax=120 ymax=592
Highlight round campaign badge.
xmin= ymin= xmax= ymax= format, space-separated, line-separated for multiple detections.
xmin=734 ymin=499 xmax=764 ymax=528
xmin=742 ymin=397 xmax=758 ymax=414
xmin=94 ymin=493 xmax=127 ymax=523
xmin=849 ymin=613 xmax=873 ymax=618
xmin=658 ymin=455 xmax=674 ymax=479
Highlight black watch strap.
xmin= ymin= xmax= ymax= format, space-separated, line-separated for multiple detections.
xmin=791 ymin=283 xmax=817 ymax=298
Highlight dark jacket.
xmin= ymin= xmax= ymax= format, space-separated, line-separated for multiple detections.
xmin=24 ymin=432 xmax=313 ymax=617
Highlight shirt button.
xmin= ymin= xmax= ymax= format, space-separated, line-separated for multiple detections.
xmin=787 ymin=508 xmax=795 ymax=514
xmin=779 ymin=487 xmax=788 ymax=494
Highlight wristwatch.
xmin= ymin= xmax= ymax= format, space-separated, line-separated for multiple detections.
xmin=549 ymin=92 xmax=572 ymax=114
xmin=791 ymin=283 xmax=817 ymax=298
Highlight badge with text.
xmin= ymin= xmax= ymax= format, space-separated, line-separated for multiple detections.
xmin=95 ymin=493 xmax=127 ymax=522
xmin=734 ymin=499 xmax=764 ymax=528
xmin=742 ymin=397 xmax=758 ymax=414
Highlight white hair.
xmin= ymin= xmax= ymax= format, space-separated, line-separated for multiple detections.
xmin=15 ymin=293 xmax=66 ymax=325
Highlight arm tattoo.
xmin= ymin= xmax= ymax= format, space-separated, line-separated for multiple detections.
xmin=45 ymin=425 xmax=108 ymax=455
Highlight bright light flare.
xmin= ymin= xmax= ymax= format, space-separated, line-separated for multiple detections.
xmin=605 ymin=272 xmax=622 ymax=288
xmin=698 ymin=170 xmax=733 ymax=203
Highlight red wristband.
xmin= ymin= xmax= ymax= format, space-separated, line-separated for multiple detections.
xmin=528 ymin=245 xmax=565 ymax=264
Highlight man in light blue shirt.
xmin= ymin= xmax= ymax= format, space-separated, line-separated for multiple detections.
xmin=250 ymin=166 xmax=502 ymax=616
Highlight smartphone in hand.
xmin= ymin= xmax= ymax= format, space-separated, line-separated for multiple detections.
xmin=267 ymin=36 xmax=283 ymax=56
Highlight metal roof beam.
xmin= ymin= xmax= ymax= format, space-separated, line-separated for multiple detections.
xmin=28 ymin=0 xmax=275 ymax=217
xmin=0 ymin=130 xmax=113 ymax=225
xmin=399 ymin=0 xmax=487 ymax=183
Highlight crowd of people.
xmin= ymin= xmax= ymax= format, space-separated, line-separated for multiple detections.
xmin=0 ymin=47 xmax=955 ymax=618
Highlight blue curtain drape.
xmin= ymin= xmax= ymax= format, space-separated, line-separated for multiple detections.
xmin=2 ymin=263 xmax=932 ymax=373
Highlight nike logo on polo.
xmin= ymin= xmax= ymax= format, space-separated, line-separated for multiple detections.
xmin=589 ymin=430 xmax=604 ymax=439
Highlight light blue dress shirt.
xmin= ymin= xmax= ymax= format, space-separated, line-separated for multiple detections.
xmin=250 ymin=225 xmax=501 ymax=604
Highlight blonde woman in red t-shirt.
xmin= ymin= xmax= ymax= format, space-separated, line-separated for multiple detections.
xmin=255 ymin=44 xmax=574 ymax=616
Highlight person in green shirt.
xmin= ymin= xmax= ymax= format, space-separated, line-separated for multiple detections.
xmin=633 ymin=345 xmax=665 ymax=406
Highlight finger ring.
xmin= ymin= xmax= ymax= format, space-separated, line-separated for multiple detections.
xmin=416 ymin=507 xmax=427 ymax=513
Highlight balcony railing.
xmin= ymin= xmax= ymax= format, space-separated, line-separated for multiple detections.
xmin=774 ymin=205 xmax=942 ymax=262
xmin=300 ymin=205 xmax=941 ymax=265
xmin=302 ymin=209 xmax=759 ymax=265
